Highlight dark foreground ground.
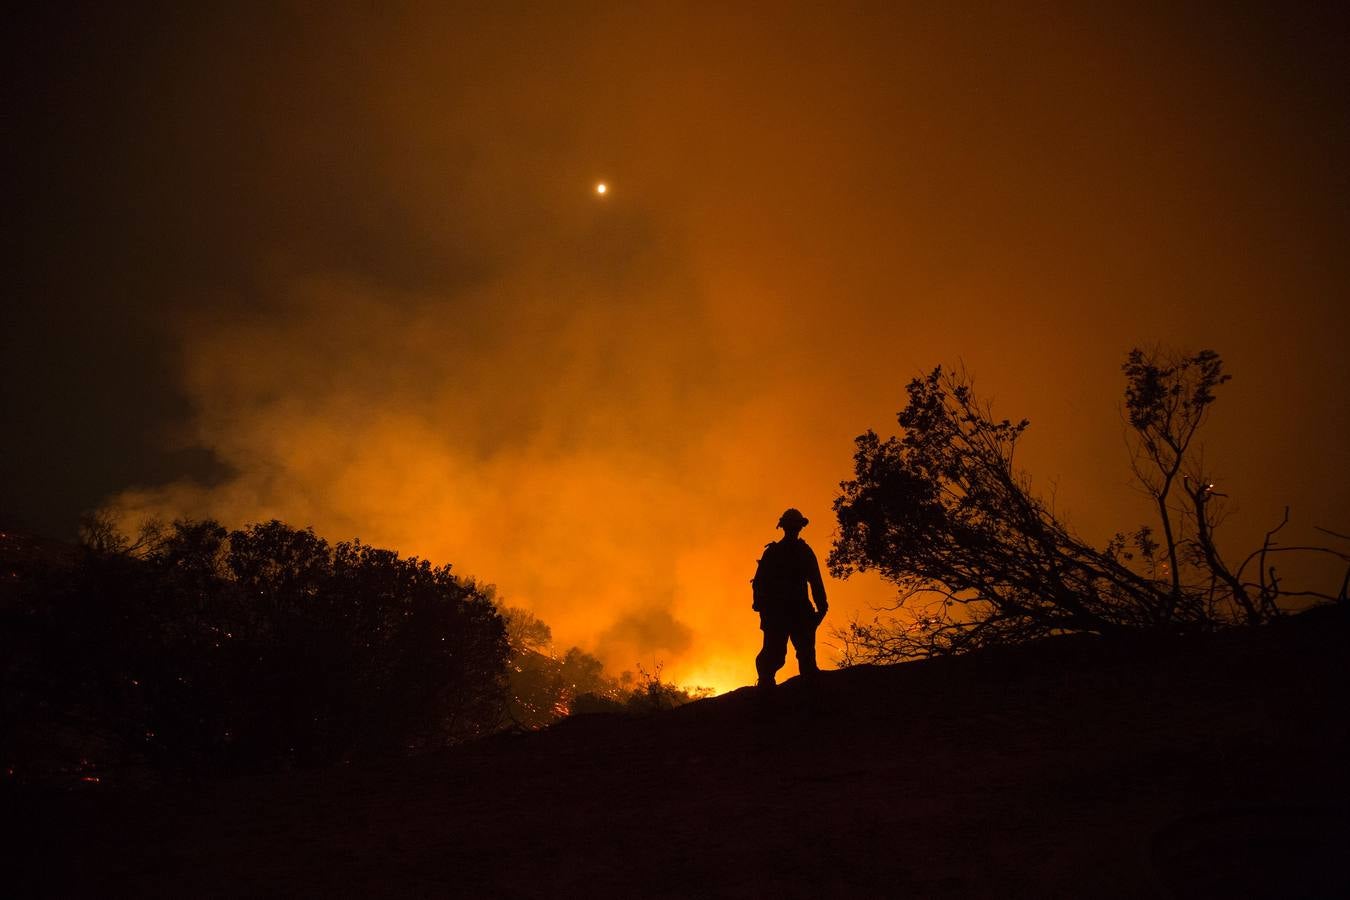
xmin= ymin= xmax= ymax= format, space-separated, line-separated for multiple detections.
xmin=10 ymin=606 xmax=1349 ymax=898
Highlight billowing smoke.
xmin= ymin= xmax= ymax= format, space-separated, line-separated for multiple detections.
xmin=93 ymin=5 xmax=1348 ymax=690
xmin=109 ymin=217 xmax=769 ymax=686
xmin=597 ymin=603 xmax=695 ymax=666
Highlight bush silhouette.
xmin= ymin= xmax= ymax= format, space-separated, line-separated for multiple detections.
xmin=623 ymin=663 xmax=711 ymax=714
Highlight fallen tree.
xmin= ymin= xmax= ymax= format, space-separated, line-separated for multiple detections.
xmin=829 ymin=348 xmax=1348 ymax=662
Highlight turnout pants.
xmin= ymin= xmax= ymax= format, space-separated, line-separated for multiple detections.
xmin=756 ymin=615 xmax=820 ymax=685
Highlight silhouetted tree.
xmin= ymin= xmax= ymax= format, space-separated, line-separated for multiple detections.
xmin=501 ymin=606 xmax=552 ymax=654
xmin=1119 ymin=349 xmax=1348 ymax=624
xmin=3 ymin=519 xmax=508 ymax=779
xmin=830 ymin=350 xmax=1348 ymax=662
xmin=504 ymin=653 xmax=710 ymax=721
xmin=498 ymin=606 xmax=622 ymax=728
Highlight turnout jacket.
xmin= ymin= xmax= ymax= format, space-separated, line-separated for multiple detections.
xmin=756 ymin=537 xmax=827 ymax=629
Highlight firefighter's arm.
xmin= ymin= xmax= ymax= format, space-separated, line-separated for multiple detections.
xmin=805 ymin=545 xmax=828 ymax=615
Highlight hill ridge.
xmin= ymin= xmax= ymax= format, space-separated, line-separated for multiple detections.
xmin=18 ymin=605 xmax=1350 ymax=898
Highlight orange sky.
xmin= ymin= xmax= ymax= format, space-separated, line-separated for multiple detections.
xmin=12 ymin=4 xmax=1344 ymax=693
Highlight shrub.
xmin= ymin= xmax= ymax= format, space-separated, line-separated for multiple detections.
xmin=2 ymin=519 xmax=508 ymax=778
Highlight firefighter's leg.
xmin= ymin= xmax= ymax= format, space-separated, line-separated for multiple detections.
xmin=755 ymin=625 xmax=789 ymax=686
xmin=790 ymin=618 xmax=820 ymax=675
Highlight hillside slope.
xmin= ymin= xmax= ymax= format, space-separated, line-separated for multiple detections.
xmin=13 ymin=606 xmax=1350 ymax=898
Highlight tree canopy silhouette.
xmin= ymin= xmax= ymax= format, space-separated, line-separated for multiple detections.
xmin=496 ymin=606 xmax=710 ymax=726
xmin=3 ymin=519 xmax=509 ymax=778
xmin=498 ymin=606 xmax=617 ymax=728
xmin=829 ymin=348 xmax=1348 ymax=662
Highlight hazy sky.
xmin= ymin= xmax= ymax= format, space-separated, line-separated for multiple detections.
xmin=6 ymin=3 xmax=1347 ymax=689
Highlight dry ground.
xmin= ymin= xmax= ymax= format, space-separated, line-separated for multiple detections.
xmin=10 ymin=606 xmax=1349 ymax=898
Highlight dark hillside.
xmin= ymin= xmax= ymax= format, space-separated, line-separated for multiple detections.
xmin=12 ymin=606 xmax=1349 ymax=898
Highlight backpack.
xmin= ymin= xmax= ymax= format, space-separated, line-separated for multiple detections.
xmin=751 ymin=540 xmax=796 ymax=612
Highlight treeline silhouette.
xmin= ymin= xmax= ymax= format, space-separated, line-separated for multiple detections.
xmin=1 ymin=519 xmax=705 ymax=784
xmin=4 ymin=519 xmax=508 ymax=778
xmin=499 ymin=607 xmax=709 ymax=727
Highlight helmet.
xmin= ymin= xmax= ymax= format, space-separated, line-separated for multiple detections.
xmin=777 ymin=508 xmax=809 ymax=530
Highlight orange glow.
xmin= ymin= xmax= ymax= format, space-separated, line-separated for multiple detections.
xmin=97 ymin=6 xmax=1348 ymax=696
